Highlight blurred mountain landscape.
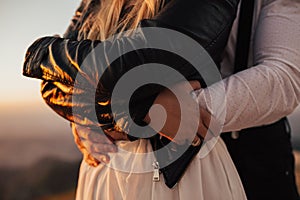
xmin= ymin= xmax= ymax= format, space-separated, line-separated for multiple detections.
xmin=0 ymin=158 xmax=80 ymax=200
xmin=0 ymin=103 xmax=82 ymax=199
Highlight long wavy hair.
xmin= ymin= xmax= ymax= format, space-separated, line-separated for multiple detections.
xmin=79 ymin=0 xmax=165 ymax=40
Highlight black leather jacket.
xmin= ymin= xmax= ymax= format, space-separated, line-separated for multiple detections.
xmin=23 ymin=0 xmax=239 ymax=136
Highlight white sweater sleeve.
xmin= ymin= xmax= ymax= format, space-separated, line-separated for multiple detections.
xmin=197 ymin=0 xmax=300 ymax=132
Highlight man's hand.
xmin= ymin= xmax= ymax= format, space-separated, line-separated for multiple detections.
xmin=144 ymin=80 xmax=218 ymax=145
xmin=71 ymin=123 xmax=127 ymax=166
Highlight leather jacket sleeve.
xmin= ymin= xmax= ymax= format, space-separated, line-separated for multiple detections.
xmin=23 ymin=0 xmax=239 ymax=135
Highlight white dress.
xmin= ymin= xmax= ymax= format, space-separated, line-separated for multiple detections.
xmin=76 ymin=138 xmax=246 ymax=200
xmin=75 ymin=0 xmax=300 ymax=199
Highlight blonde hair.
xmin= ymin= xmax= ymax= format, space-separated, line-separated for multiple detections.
xmin=79 ymin=0 xmax=165 ymax=41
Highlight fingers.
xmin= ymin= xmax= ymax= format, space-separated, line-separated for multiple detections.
xmin=92 ymin=153 xmax=111 ymax=164
xmin=76 ymin=125 xmax=129 ymax=143
xmin=71 ymin=124 xmax=100 ymax=166
xmin=81 ymin=140 xmax=117 ymax=164
xmin=104 ymin=130 xmax=129 ymax=141
xmin=79 ymin=139 xmax=115 ymax=164
xmin=81 ymin=142 xmax=117 ymax=164
xmin=83 ymin=153 xmax=101 ymax=167
xmin=71 ymin=123 xmax=122 ymax=165
xmin=85 ymin=143 xmax=118 ymax=154
xmin=76 ymin=125 xmax=113 ymax=144
xmin=189 ymin=80 xmax=201 ymax=90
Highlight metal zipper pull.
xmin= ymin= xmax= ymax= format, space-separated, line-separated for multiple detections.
xmin=152 ymin=161 xmax=160 ymax=182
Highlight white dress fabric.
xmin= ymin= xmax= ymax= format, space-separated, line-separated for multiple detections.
xmin=76 ymin=139 xmax=246 ymax=200
xmin=75 ymin=0 xmax=300 ymax=199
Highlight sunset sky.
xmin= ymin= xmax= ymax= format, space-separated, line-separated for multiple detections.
xmin=0 ymin=0 xmax=82 ymax=166
xmin=0 ymin=0 xmax=79 ymax=104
